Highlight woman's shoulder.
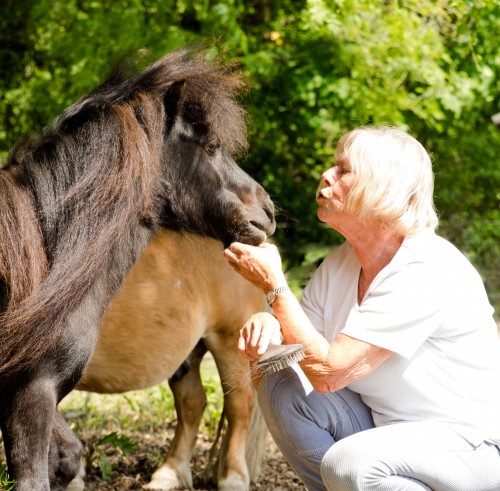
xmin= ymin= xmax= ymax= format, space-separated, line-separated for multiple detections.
xmin=402 ymin=229 xmax=476 ymax=272
xmin=397 ymin=229 xmax=489 ymax=304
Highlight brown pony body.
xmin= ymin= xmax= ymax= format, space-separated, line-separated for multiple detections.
xmin=0 ymin=48 xmax=275 ymax=490
xmin=75 ymin=229 xmax=268 ymax=490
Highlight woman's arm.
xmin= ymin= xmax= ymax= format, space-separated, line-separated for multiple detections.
xmin=226 ymin=242 xmax=392 ymax=392
xmin=270 ymin=290 xmax=392 ymax=392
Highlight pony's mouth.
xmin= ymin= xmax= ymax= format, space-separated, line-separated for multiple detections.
xmin=222 ymin=223 xmax=268 ymax=248
xmin=228 ymin=221 xmax=271 ymax=247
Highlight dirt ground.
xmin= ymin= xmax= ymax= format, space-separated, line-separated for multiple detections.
xmin=78 ymin=425 xmax=305 ymax=491
xmin=0 ymin=418 xmax=304 ymax=491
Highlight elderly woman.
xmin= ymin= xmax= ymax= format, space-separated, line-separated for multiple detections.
xmin=224 ymin=126 xmax=500 ymax=491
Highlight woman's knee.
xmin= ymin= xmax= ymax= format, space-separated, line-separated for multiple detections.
xmin=257 ymin=366 xmax=302 ymax=419
xmin=321 ymin=439 xmax=358 ymax=490
xmin=321 ymin=434 xmax=389 ymax=490
xmin=320 ymin=434 xmax=433 ymax=491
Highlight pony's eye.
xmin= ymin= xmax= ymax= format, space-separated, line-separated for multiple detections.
xmin=206 ymin=141 xmax=220 ymax=155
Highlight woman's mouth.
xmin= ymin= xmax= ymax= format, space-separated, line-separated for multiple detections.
xmin=316 ymin=181 xmax=327 ymax=200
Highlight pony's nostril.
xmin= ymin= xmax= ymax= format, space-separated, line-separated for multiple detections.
xmin=266 ymin=207 xmax=276 ymax=225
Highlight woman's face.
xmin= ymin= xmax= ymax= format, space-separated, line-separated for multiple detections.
xmin=316 ymin=162 xmax=356 ymax=230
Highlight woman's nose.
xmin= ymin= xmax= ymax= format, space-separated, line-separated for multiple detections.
xmin=322 ymin=167 xmax=337 ymax=186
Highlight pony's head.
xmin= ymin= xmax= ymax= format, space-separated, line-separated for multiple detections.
xmin=154 ymin=50 xmax=276 ymax=246
xmin=159 ymin=75 xmax=276 ymax=247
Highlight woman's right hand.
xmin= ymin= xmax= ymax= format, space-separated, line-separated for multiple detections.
xmin=238 ymin=312 xmax=281 ymax=361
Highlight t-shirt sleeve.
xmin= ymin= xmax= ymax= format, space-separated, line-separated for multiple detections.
xmin=342 ymin=261 xmax=443 ymax=359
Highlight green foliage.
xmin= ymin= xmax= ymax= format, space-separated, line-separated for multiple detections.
xmin=431 ymin=124 xmax=500 ymax=310
xmin=60 ymin=383 xmax=178 ymax=436
xmin=0 ymin=433 xmax=13 ymax=490
xmin=286 ymin=242 xmax=334 ymax=297
xmin=240 ymin=1 xmax=499 ymax=236
xmin=0 ymin=463 xmax=15 ymax=491
xmin=90 ymin=432 xmax=137 ymax=480
xmin=1 ymin=0 xmax=498 ymax=311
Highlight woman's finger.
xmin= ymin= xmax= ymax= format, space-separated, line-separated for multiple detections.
xmin=238 ymin=313 xmax=281 ymax=360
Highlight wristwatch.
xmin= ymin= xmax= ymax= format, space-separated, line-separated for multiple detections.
xmin=266 ymin=285 xmax=289 ymax=305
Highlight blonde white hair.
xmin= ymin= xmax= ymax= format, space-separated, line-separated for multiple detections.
xmin=335 ymin=126 xmax=438 ymax=235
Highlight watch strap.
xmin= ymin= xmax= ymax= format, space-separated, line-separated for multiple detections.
xmin=266 ymin=285 xmax=289 ymax=305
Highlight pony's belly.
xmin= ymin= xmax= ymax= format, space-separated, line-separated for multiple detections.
xmin=77 ymin=321 xmax=202 ymax=393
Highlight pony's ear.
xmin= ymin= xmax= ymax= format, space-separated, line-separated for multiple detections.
xmin=163 ymin=80 xmax=186 ymax=124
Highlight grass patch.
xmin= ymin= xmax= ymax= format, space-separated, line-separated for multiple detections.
xmin=61 ymin=353 xmax=223 ymax=434
xmin=0 ymin=464 xmax=15 ymax=491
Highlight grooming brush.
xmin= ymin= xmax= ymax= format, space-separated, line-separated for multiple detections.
xmin=256 ymin=343 xmax=306 ymax=375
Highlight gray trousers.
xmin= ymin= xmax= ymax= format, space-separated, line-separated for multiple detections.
xmin=257 ymin=365 xmax=500 ymax=491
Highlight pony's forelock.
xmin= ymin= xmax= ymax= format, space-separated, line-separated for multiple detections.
xmin=76 ymin=48 xmax=248 ymax=155
xmin=147 ymin=49 xmax=248 ymax=155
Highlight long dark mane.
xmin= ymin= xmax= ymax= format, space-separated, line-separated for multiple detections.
xmin=0 ymin=48 xmax=248 ymax=381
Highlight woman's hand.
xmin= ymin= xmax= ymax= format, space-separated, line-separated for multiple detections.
xmin=238 ymin=312 xmax=281 ymax=361
xmin=224 ymin=242 xmax=286 ymax=293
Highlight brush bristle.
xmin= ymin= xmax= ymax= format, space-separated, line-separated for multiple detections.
xmin=257 ymin=344 xmax=305 ymax=375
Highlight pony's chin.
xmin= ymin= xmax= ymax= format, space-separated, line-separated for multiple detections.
xmin=222 ymin=229 xmax=268 ymax=248
xmin=244 ymin=237 xmax=266 ymax=247
xmin=239 ymin=229 xmax=269 ymax=247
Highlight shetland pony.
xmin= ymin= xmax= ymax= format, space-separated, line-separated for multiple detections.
xmin=0 ymin=48 xmax=275 ymax=490
xmin=74 ymin=229 xmax=269 ymax=491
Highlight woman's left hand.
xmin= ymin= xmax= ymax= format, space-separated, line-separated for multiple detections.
xmin=224 ymin=242 xmax=286 ymax=293
xmin=238 ymin=312 xmax=281 ymax=361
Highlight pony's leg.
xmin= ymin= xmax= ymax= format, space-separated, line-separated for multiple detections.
xmin=144 ymin=341 xmax=208 ymax=490
xmin=1 ymin=310 xmax=97 ymax=489
xmin=48 ymin=410 xmax=83 ymax=491
xmin=204 ymin=334 xmax=253 ymax=491
xmin=0 ymin=376 xmax=58 ymax=491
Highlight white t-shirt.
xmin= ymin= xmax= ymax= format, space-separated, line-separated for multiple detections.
xmin=300 ymin=229 xmax=500 ymax=446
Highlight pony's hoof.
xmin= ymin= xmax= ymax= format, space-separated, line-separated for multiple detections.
xmin=218 ymin=472 xmax=250 ymax=491
xmin=143 ymin=464 xmax=192 ymax=490
xmin=65 ymin=460 xmax=86 ymax=491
